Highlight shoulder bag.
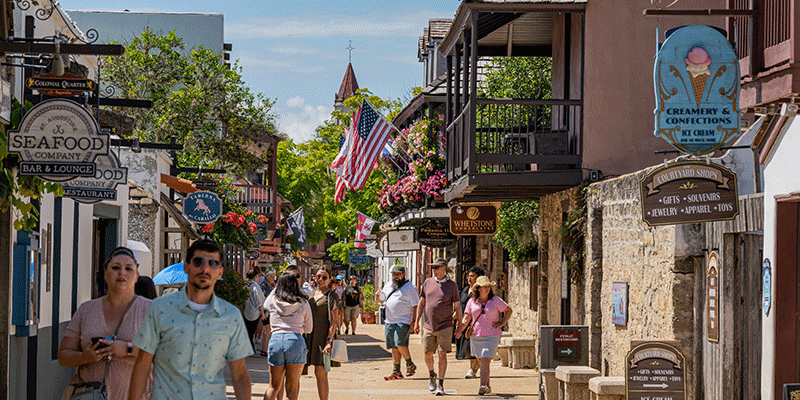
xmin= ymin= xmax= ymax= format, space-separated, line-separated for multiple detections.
xmin=70 ymin=296 xmax=138 ymax=400
xmin=327 ymin=292 xmax=349 ymax=363
xmin=464 ymin=302 xmax=485 ymax=340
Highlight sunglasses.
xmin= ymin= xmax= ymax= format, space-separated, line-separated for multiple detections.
xmin=432 ymin=265 xmax=445 ymax=269
xmin=190 ymin=256 xmax=221 ymax=269
xmin=315 ymin=275 xmax=329 ymax=280
xmin=479 ymin=304 xmax=486 ymax=315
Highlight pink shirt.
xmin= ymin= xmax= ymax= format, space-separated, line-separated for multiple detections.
xmin=464 ymin=296 xmax=509 ymax=337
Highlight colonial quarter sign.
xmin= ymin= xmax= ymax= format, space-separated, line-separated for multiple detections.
xmin=7 ymin=98 xmax=108 ymax=182
xmin=654 ymin=25 xmax=741 ymax=156
xmin=640 ymin=160 xmax=738 ymax=226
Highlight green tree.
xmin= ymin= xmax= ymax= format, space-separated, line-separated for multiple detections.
xmin=277 ymin=89 xmax=399 ymax=251
xmin=100 ymin=28 xmax=278 ymax=176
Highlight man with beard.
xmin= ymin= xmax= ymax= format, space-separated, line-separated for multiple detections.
xmin=379 ymin=265 xmax=419 ymax=381
xmin=129 ymin=239 xmax=253 ymax=399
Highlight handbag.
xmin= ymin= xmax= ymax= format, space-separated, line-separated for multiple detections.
xmin=69 ymin=296 xmax=137 ymax=400
xmin=464 ymin=302 xmax=485 ymax=340
xmin=330 ymin=339 xmax=349 ymax=363
xmin=327 ymin=292 xmax=348 ymax=363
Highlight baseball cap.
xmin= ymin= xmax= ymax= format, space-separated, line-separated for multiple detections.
xmin=391 ymin=265 xmax=406 ymax=274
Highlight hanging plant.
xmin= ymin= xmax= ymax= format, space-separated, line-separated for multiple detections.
xmin=557 ymin=185 xmax=587 ymax=284
xmin=213 ymin=267 xmax=249 ymax=310
xmin=196 ymin=179 xmax=267 ymax=249
xmin=493 ymin=201 xmax=539 ymax=263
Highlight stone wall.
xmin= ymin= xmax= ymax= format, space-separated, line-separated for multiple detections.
xmin=507 ymin=260 xmax=539 ymax=339
xmin=587 ymin=167 xmax=703 ymax=399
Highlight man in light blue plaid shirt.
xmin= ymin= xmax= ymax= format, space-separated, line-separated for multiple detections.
xmin=128 ymin=239 xmax=253 ymax=399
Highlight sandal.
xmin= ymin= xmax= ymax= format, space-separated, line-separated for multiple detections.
xmin=384 ymin=371 xmax=404 ymax=380
xmin=406 ymin=364 xmax=417 ymax=377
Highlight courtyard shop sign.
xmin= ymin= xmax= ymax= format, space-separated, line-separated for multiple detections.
xmin=62 ymin=150 xmax=127 ymax=203
xmin=449 ymin=204 xmax=498 ymax=235
xmin=626 ymin=341 xmax=686 ymax=400
xmin=653 ymin=25 xmax=741 ymax=156
xmin=184 ymin=191 xmax=222 ymax=224
xmin=7 ymin=99 xmax=108 ymax=182
xmin=640 ymin=160 xmax=738 ymax=226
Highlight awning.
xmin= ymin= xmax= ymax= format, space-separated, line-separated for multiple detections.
xmin=161 ymin=174 xmax=197 ymax=194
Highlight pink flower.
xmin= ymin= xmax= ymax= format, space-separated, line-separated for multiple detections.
xmin=233 ymin=215 xmax=245 ymax=227
xmin=202 ymin=223 xmax=214 ymax=233
xmin=248 ymin=222 xmax=258 ymax=235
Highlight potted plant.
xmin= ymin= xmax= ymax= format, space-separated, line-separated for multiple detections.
xmin=360 ymin=284 xmax=380 ymax=324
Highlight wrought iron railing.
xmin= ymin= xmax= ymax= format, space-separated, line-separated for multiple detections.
xmin=446 ymin=98 xmax=582 ymax=183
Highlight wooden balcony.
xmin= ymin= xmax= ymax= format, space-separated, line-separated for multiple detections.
xmin=728 ymin=0 xmax=800 ymax=111
xmin=444 ymin=97 xmax=583 ymax=203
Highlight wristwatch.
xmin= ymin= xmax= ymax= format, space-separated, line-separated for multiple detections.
xmin=326 ymin=337 xmax=332 ymax=342
xmin=126 ymin=342 xmax=133 ymax=355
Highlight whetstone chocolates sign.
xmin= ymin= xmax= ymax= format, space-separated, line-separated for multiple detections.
xmin=640 ymin=161 xmax=738 ymax=226
xmin=449 ymin=204 xmax=498 ymax=235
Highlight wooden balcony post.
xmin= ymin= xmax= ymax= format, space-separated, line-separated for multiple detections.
xmin=468 ymin=10 xmax=478 ymax=175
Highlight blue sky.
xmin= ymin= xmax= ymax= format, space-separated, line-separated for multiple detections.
xmin=56 ymin=0 xmax=458 ymax=142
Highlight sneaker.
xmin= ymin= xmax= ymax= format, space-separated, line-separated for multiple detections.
xmin=478 ymin=385 xmax=489 ymax=395
xmin=435 ymin=384 xmax=445 ymax=396
xmin=465 ymin=369 xmax=477 ymax=379
xmin=384 ymin=371 xmax=403 ymax=380
xmin=406 ymin=364 xmax=417 ymax=377
xmin=428 ymin=373 xmax=437 ymax=392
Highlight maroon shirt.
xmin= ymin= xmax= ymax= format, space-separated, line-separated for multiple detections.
xmin=420 ymin=277 xmax=460 ymax=332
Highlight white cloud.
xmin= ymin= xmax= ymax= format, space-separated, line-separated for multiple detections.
xmin=286 ymin=96 xmax=305 ymax=107
xmin=276 ymin=104 xmax=333 ymax=143
xmin=226 ymin=12 xmax=435 ymax=40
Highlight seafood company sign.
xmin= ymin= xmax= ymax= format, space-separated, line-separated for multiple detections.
xmin=7 ymin=99 xmax=108 ymax=182
xmin=654 ymin=25 xmax=741 ymax=156
xmin=184 ymin=191 xmax=222 ymax=224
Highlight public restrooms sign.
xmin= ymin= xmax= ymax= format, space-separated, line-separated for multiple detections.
xmin=7 ymin=99 xmax=108 ymax=182
xmin=654 ymin=25 xmax=741 ymax=156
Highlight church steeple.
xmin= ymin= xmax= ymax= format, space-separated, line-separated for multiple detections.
xmin=334 ymin=62 xmax=359 ymax=112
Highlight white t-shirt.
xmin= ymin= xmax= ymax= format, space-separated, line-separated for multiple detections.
xmin=380 ymin=280 xmax=419 ymax=325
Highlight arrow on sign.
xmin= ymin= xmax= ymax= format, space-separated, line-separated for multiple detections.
xmin=562 ymin=348 xmax=573 ymax=355
xmin=642 ymin=383 xmax=669 ymax=389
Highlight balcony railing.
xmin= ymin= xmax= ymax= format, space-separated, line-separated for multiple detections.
xmin=237 ymin=184 xmax=276 ymax=217
xmin=730 ymin=0 xmax=793 ymax=75
xmin=446 ymin=98 xmax=582 ymax=185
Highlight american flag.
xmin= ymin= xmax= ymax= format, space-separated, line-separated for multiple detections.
xmin=340 ymin=101 xmax=394 ymax=190
xmin=334 ymin=174 xmax=347 ymax=205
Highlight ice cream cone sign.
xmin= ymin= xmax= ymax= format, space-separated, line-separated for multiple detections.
xmin=685 ymin=47 xmax=711 ymax=106
xmin=653 ymin=25 xmax=741 ymax=157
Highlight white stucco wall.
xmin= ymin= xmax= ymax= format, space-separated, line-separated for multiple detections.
xmin=761 ymin=116 xmax=800 ymax=400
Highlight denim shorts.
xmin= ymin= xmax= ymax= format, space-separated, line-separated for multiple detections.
xmin=268 ymin=332 xmax=307 ymax=366
xmin=385 ymin=323 xmax=411 ymax=349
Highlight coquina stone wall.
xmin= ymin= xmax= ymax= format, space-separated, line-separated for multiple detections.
xmin=587 ymin=166 xmax=703 ymax=399
xmin=507 ymin=260 xmax=539 ymax=338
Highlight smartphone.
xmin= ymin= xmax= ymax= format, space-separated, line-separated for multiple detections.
xmin=91 ymin=337 xmax=110 ymax=349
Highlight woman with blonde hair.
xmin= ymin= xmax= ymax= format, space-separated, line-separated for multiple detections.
xmin=58 ymin=247 xmax=152 ymax=399
xmin=455 ymin=276 xmax=512 ymax=396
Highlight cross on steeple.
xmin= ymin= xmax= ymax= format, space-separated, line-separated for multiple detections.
xmin=346 ymin=41 xmax=355 ymax=63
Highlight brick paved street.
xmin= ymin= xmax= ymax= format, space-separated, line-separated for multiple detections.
xmin=227 ymin=322 xmax=540 ymax=399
